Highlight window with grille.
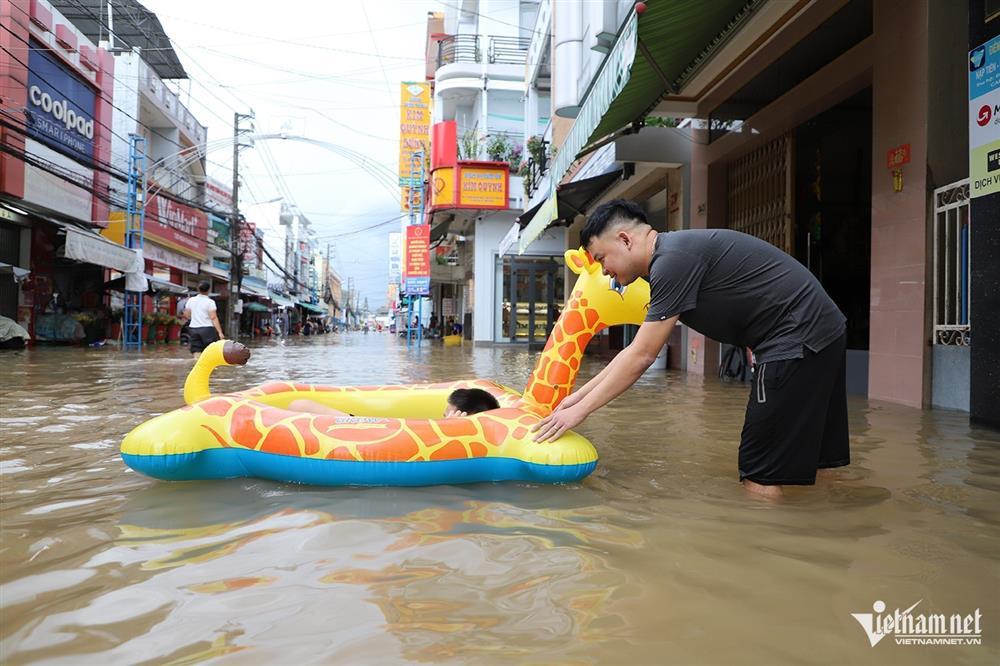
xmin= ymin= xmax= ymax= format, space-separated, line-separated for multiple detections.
xmin=726 ymin=133 xmax=794 ymax=254
xmin=932 ymin=179 xmax=970 ymax=346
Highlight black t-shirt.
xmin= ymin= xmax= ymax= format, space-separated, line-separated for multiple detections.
xmin=645 ymin=230 xmax=846 ymax=362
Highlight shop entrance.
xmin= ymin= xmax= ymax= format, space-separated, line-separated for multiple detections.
xmin=794 ymin=89 xmax=872 ymax=349
xmin=498 ymin=255 xmax=564 ymax=343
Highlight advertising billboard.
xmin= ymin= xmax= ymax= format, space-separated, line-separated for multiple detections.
xmin=399 ymin=82 xmax=431 ymax=191
xmin=403 ymin=224 xmax=430 ymax=295
xmin=26 ymin=40 xmax=96 ymax=161
xmin=144 ymin=188 xmax=208 ymax=258
xmin=970 ymin=35 xmax=1000 ymax=198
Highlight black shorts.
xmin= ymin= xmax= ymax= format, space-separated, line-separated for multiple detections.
xmin=189 ymin=326 xmax=219 ymax=353
xmin=738 ymin=333 xmax=850 ymax=485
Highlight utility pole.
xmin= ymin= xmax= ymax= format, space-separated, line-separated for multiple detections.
xmin=227 ymin=111 xmax=253 ymax=339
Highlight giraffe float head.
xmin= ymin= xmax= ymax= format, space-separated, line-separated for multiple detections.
xmin=520 ymin=248 xmax=651 ymax=414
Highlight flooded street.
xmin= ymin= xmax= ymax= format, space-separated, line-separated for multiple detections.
xmin=1 ymin=334 xmax=998 ymax=664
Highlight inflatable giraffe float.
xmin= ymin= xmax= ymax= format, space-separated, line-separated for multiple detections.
xmin=120 ymin=249 xmax=652 ymax=485
xmin=519 ymin=248 xmax=651 ymax=414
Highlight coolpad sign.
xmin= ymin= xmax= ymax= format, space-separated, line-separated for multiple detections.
xmin=27 ymin=41 xmax=96 ymax=160
xmin=851 ymin=600 xmax=983 ymax=647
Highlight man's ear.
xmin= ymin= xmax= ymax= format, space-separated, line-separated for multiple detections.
xmin=618 ymin=229 xmax=632 ymax=248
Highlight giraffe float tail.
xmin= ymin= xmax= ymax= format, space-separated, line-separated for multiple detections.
xmin=183 ymin=340 xmax=251 ymax=405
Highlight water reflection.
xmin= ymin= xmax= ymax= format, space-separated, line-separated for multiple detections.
xmin=1 ymin=335 xmax=998 ymax=663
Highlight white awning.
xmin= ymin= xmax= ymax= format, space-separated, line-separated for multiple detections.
xmin=0 ymin=262 xmax=30 ymax=281
xmin=199 ymin=262 xmax=230 ymax=280
xmin=240 ymin=279 xmax=269 ymax=298
xmin=62 ymin=226 xmax=142 ymax=274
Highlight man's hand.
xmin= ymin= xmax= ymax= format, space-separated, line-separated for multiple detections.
xmin=531 ymin=404 xmax=587 ymax=443
xmin=552 ymin=390 xmax=584 ymax=414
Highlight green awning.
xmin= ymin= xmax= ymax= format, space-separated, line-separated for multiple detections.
xmin=297 ymin=301 xmax=326 ymax=315
xmin=520 ymin=0 xmax=762 ymax=254
xmin=243 ymin=302 xmax=269 ymax=313
xmin=584 ymin=0 xmax=762 ymax=150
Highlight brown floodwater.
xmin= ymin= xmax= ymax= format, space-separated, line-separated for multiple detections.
xmin=1 ymin=334 xmax=998 ymax=664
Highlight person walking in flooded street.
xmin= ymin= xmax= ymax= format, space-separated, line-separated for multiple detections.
xmin=532 ymin=199 xmax=850 ymax=498
xmin=182 ymin=281 xmax=224 ymax=359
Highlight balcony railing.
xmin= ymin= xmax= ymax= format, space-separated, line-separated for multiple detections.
xmin=437 ymin=34 xmax=531 ymax=69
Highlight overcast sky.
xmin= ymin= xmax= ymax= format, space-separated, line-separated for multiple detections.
xmin=142 ymin=0 xmax=439 ymax=308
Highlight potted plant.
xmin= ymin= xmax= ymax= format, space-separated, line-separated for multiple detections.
xmin=142 ymin=312 xmax=158 ymax=342
xmin=526 ymin=135 xmax=546 ymax=168
xmin=108 ymin=307 xmax=123 ymax=341
xmin=72 ymin=312 xmax=99 ymax=344
xmin=166 ymin=315 xmax=182 ymax=343
xmin=508 ymin=143 xmax=523 ymax=169
xmin=458 ymin=129 xmax=481 ymax=160
xmin=154 ymin=312 xmax=169 ymax=343
xmin=518 ymin=160 xmax=533 ymax=195
xmin=485 ymin=133 xmax=513 ymax=163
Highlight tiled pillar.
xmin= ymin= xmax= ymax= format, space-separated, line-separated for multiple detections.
xmin=868 ymin=0 xmax=930 ymax=407
xmin=0 ymin=0 xmax=28 ymax=199
xmin=684 ymin=130 xmax=724 ymax=375
xmin=91 ymin=48 xmax=115 ymax=226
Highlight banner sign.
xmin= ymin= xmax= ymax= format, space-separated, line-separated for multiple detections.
xmin=145 ymin=188 xmax=208 ymax=258
xmin=429 ymin=163 xmax=509 ymax=211
xmin=459 ymin=165 xmax=508 ymax=208
xmin=404 ymin=224 xmax=430 ymax=295
xmin=26 ymin=40 xmax=96 ymax=161
xmin=969 ymin=35 xmax=1000 ymax=198
xmin=399 ymin=82 xmax=431 ymax=188
xmin=388 ymin=232 xmax=402 ymax=284
xmin=144 ymin=239 xmax=199 ymax=273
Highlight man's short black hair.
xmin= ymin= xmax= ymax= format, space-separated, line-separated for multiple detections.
xmin=197 ymin=280 xmax=211 ymax=293
xmin=580 ymin=199 xmax=648 ymax=249
xmin=448 ymin=388 xmax=500 ymax=414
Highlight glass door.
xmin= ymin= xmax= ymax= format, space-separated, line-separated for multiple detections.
xmin=500 ymin=255 xmax=564 ymax=343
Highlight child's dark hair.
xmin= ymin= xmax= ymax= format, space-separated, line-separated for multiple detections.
xmin=447 ymin=388 xmax=500 ymax=414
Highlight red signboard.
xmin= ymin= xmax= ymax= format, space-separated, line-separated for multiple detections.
xmin=886 ymin=144 xmax=911 ymax=169
xmin=145 ymin=189 xmax=208 ymax=258
xmin=404 ymin=224 xmax=430 ymax=295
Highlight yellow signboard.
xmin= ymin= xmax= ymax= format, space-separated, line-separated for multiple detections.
xmin=100 ymin=210 xmax=126 ymax=245
xmin=399 ymin=81 xmax=431 ymax=189
xmin=430 ymin=167 xmax=455 ymax=208
xmin=459 ymin=165 xmax=507 ymax=209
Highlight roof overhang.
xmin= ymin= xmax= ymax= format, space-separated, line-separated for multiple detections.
xmin=49 ymin=0 xmax=188 ymax=79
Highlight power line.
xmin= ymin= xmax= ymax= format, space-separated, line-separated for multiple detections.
xmin=150 ymin=11 xmax=426 ymax=61
xmin=0 ymin=19 xmax=231 ymax=171
xmin=360 ymin=1 xmax=397 ymax=108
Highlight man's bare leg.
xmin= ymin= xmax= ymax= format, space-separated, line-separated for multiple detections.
xmin=742 ymin=478 xmax=783 ymax=498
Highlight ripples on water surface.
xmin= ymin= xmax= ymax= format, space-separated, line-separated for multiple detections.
xmin=1 ymin=334 xmax=998 ymax=664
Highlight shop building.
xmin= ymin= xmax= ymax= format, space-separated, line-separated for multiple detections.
xmin=0 ymin=0 xmax=139 ymax=343
xmin=513 ymin=0 xmax=981 ymax=411
xmin=80 ymin=0 xmax=212 ymax=322
xmin=422 ymin=3 xmax=569 ymax=345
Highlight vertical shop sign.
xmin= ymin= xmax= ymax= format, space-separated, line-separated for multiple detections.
xmin=969 ymin=35 xmax=1000 ymax=197
xmin=404 ymin=224 xmax=430 ymax=295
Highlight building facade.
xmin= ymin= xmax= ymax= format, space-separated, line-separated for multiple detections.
xmin=421 ymin=1 xmax=572 ymax=345
xmin=514 ymin=0 xmax=984 ymax=411
xmin=0 ymin=0 xmax=136 ymax=343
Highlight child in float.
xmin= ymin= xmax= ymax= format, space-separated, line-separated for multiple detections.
xmin=288 ymin=387 xmax=500 ymax=418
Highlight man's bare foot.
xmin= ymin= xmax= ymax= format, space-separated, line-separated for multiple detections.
xmin=742 ymin=478 xmax=783 ymax=498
